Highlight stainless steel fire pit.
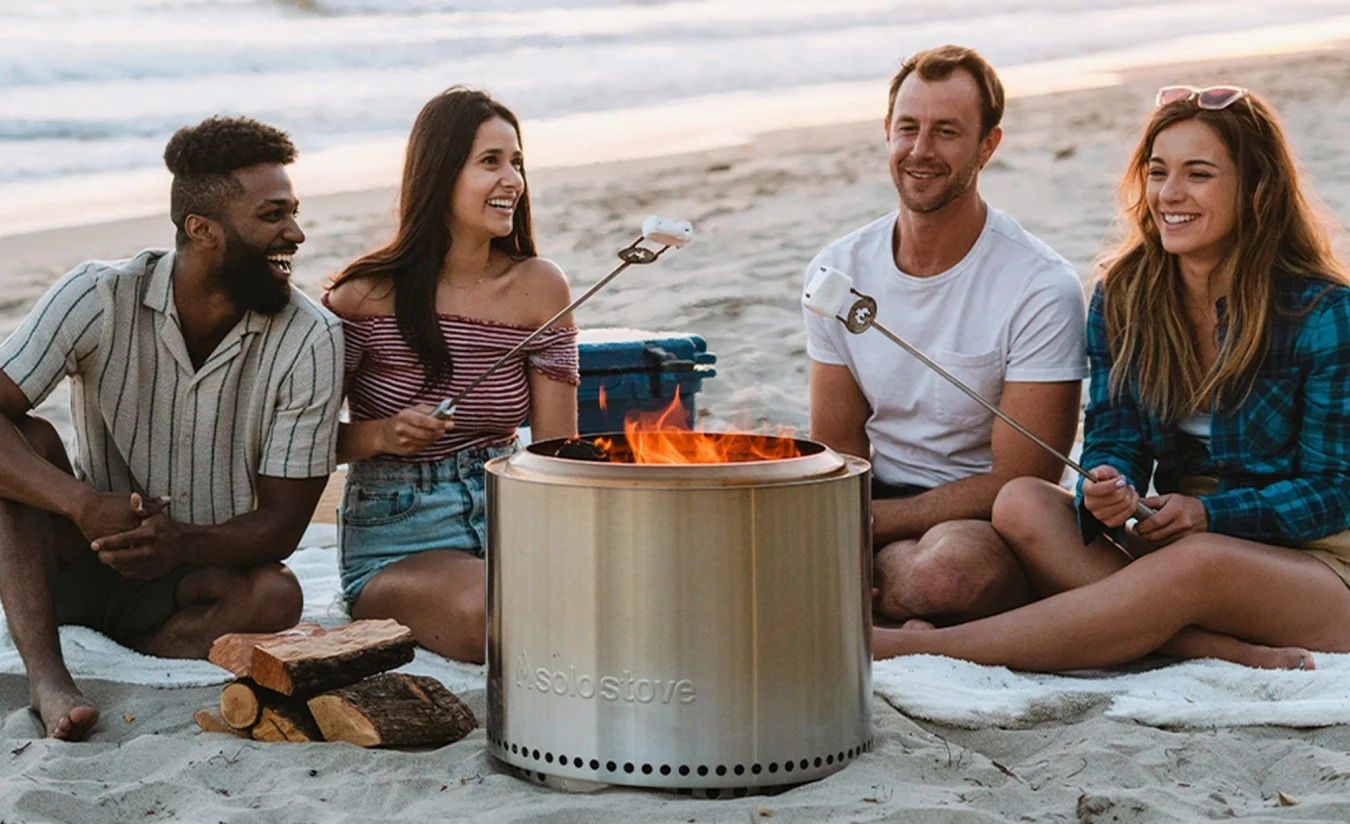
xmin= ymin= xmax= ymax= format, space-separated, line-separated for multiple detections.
xmin=484 ymin=433 xmax=872 ymax=792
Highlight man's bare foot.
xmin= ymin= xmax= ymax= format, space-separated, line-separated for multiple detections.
xmin=31 ymin=680 xmax=100 ymax=740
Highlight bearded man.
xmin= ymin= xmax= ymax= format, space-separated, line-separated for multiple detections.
xmin=0 ymin=116 xmax=343 ymax=739
xmin=803 ymin=45 xmax=1088 ymax=637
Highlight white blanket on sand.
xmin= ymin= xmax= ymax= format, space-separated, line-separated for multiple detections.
xmin=873 ymin=653 xmax=1350 ymax=730
xmin=0 ymin=525 xmax=486 ymax=696
xmin=2 ymin=525 xmax=1347 ymax=730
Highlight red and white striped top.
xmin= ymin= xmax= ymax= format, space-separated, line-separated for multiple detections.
xmin=324 ymin=295 xmax=579 ymax=461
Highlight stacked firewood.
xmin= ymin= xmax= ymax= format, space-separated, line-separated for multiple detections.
xmin=193 ymin=618 xmax=476 ymax=747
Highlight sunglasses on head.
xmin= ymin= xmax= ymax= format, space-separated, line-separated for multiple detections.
xmin=1155 ymin=85 xmax=1249 ymax=110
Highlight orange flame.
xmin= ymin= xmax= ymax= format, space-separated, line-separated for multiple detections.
xmin=598 ymin=384 xmax=607 ymax=412
xmin=593 ymin=387 xmax=801 ymax=464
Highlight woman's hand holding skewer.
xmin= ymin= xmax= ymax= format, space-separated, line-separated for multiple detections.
xmin=1134 ymin=493 xmax=1208 ymax=547
xmin=378 ymin=405 xmax=454 ymax=456
xmin=1082 ymin=465 xmax=1141 ymax=528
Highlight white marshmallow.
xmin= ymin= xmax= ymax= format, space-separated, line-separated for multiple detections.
xmin=641 ymin=216 xmax=693 ymax=248
xmin=802 ymin=265 xmax=856 ymax=318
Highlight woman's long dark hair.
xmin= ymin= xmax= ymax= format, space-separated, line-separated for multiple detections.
xmin=331 ymin=86 xmax=536 ymax=389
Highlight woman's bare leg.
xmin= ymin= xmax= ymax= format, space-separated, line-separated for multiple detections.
xmin=891 ymin=482 xmax=1347 ymax=671
xmin=991 ymin=478 xmax=1132 ymax=594
xmin=993 ymin=478 xmax=1309 ymax=669
xmin=351 ymin=550 xmax=486 ymax=664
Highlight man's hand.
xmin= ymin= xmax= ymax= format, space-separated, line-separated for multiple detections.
xmin=1134 ymin=493 xmax=1208 ymax=548
xmin=1081 ymin=465 xmax=1140 ymax=529
xmin=379 ymin=405 xmax=454 ymax=456
xmin=72 ymin=491 xmax=170 ymax=544
xmin=90 ymin=494 xmax=182 ymax=580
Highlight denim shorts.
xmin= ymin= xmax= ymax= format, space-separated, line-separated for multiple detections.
xmin=338 ymin=441 xmax=519 ymax=603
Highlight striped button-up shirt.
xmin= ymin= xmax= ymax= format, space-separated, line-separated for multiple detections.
xmin=1077 ymin=277 xmax=1350 ymax=545
xmin=0 ymin=249 xmax=344 ymax=526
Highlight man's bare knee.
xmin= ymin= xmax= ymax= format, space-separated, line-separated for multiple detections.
xmin=878 ymin=521 xmax=1026 ymax=622
xmin=240 ymin=564 xmax=303 ymax=632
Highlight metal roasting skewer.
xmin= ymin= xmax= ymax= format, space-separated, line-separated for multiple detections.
xmin=802 ymin=266 xmax=1156 ymax=522
xmin=431 ymin=216 xmax=693 ymax=421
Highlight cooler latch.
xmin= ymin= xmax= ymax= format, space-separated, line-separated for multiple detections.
xmin=642 ymin=344 xmax=695 ymax=399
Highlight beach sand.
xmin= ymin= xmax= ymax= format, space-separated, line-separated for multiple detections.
xmin=3 ymin=46 xmax=1350 ymax=822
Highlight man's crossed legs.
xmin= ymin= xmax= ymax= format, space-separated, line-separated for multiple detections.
xmin=0 ymin=416 xmax=304 ymax=739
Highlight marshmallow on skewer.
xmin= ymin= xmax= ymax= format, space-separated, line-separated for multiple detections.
xmin=802 ymin=265 xmax=856 ymax=318
xmin=641 ymin=216 xmax=693 ymax=248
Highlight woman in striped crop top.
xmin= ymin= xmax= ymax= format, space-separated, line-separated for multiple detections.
xmin=323 ymin=87 xmax=579 ymax=663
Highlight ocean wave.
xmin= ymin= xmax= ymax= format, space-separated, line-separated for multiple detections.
xmin=3 ymin=0 xmax=1349 ymax=187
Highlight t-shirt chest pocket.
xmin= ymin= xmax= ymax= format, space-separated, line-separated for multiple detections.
xmin=926 ymin=347 xmax=1005 ymax=426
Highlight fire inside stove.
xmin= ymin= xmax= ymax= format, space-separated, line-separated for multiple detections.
xmin=487 ymin=383 xmax=872 ymax=794
xmin=579 ymin=387 xmax=802 ymax=464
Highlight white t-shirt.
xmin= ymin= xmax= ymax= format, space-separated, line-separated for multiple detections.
xmin=804 ymin=206 xmax=1088 ymax=488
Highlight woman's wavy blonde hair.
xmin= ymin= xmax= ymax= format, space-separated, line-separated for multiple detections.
xmin=1098 ymin=92 xmax=1349 ymax=421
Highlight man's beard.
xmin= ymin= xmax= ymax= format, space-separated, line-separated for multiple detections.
xmin=897 ymin=151 xmax=982 ymax=215
xmin=219 ymin=229 xmax=291 ymax=316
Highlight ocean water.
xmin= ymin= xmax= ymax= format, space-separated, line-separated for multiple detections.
xmin=2 ymin=0 xmax=1349 ymax=233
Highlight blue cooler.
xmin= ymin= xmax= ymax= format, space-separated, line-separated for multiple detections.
xmin=576 ymin=328 xmax=718 ymax=434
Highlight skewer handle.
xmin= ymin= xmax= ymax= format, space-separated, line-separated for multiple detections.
xmin=803 ymin=265 xmax=1155 ymax=522
xmin=431 ymin=400 xmax=456 ymax=421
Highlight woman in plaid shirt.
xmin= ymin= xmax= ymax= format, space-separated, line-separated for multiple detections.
xmin=873 ymin=87 xmax=1350 ymax=671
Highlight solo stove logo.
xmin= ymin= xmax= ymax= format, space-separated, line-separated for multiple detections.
xmin=514 ymin=650 xmax=697 ymax=705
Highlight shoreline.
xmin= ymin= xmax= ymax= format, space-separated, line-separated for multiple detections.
xmin=4 ymin=15 xmax=1350 ymax=241
xmin=7 ymin=44 xmax=1350 ymax=435
xmin=4 ymin=38 xmax=1348 ymax=266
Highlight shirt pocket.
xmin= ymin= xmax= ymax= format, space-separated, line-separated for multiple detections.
xmin=1237 ymin=367 xmax=1302 ymax=457
xmin=341 ymin=481 xmax=421 ymax=527
xmin=928 ymin=347 xmax=1005 ymax=427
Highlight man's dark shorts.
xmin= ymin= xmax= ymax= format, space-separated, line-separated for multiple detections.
xmin=872 ymin=479 xmax=930 ymax=501
xmin=54 ymin=556 xmax=193 ymax=645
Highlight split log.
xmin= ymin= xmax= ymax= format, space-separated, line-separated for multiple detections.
xmin=250 ymin=703 xmax=323 ymax=743
xmin=194 ymin=707 xmax=249 ymax=738
xmin=208 ymin=622 xmax=323 ymax=678
xmin=250 ymin=619 xmax=415 ymax=697
xmin=219 ymin=680 xmax=293 ymax=729
xmin=308 ymin=672 xmax=477 ymax=748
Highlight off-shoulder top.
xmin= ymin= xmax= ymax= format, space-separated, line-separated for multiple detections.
xmin=323 ymin=294 xmax=579 ymax=461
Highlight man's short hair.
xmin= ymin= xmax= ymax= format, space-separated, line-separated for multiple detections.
xmin=164 ymin=116 xmax=297 ymax=240
xmin=886 ymin=45 xmax=1005 ymax=137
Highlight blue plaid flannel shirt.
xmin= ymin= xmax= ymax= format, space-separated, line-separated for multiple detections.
xmin=1077 ymin=277 xmax=1350 ymax=545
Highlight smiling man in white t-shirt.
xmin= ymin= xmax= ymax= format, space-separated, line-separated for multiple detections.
xmin=804 ymin=45 xmax=1087 ymax=634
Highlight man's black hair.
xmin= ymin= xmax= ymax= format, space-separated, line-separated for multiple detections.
xmin=163 ymin=116 xmax=297 ymax=246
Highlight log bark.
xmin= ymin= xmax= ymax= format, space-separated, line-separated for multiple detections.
xmin=208 ymin=622 xmax=323 ymax=678
xmin=307 ymin=672 xmax=477 ymax=748
xmin=250 ymin=703 xmax=323 ymax=743
xmin=219 ymin=680 xmax=292 ymax=729
xmin=194 ymin=707 xmax=249 ymax=738
xmin=250 ymin=619 xmax=415 ymax=697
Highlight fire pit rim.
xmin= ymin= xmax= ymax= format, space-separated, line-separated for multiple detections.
xmin=495 ymin=433 xmax=860 ymax=486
